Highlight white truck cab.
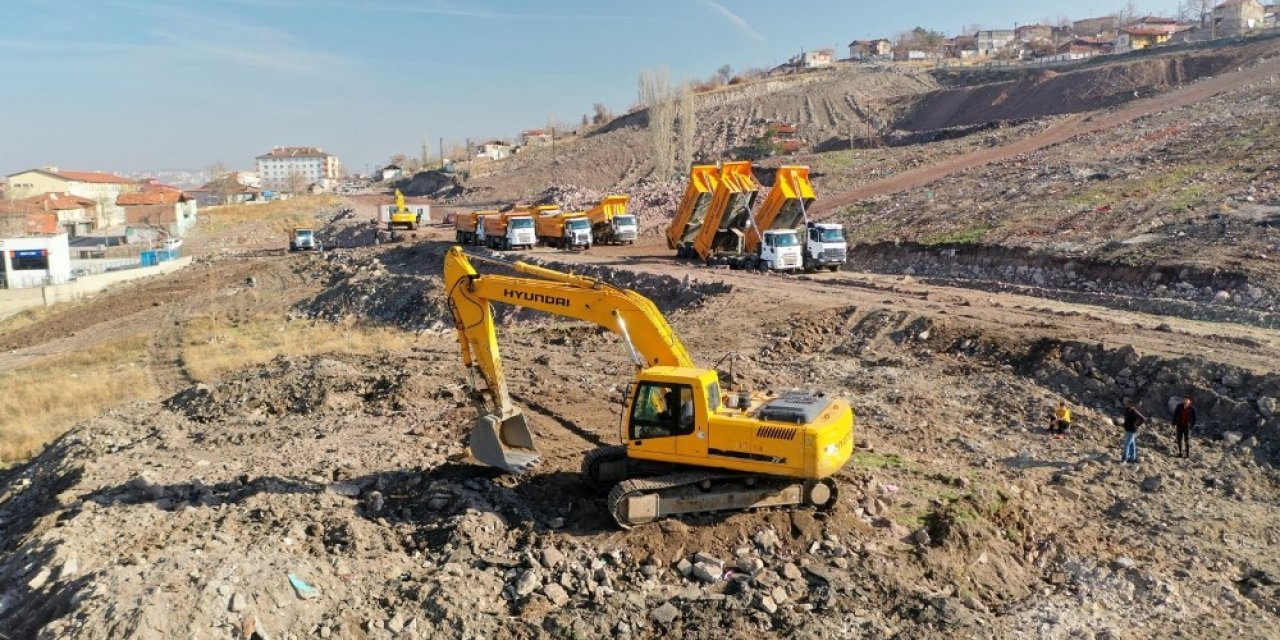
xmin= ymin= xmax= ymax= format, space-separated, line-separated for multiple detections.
xmin=611 ymin=214 xmax=639 ymax=243
xmin=804 ymin=222 xmax=847 ymax=272
xmin=507 ymin=217 xmax=536 ymax=248
xmin=758 ymin=229 xmax=803 ymax=271
xmin=564 ymin=217 xmax=593 ymax=249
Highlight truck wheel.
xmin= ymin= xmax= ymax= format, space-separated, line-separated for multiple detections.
xmin=829 ymin=265 xmax=840 ymax=272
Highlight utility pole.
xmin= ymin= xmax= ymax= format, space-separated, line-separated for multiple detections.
xmin=421 ymin=137 xmax=429 ymax=168
xmin=438 ymin=137 xmax=445 ymax=170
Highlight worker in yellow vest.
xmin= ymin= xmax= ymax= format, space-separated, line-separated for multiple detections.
xmin=1049 ymin=400 xmax=1072 ymax=438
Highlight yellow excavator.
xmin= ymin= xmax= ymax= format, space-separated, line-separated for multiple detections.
xmin=443 ymin=246 xmax=854 ymax=527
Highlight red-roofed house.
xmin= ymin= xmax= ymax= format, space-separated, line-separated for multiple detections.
xmin=118 ymin=187 xmax=198 ymax=237
xmin=848 ymin=39 xmax=892 ymax=60
xmin=521 ymin=129 xmax=553 ymax=146
xmin=1116 ymin=27 xmax=1174 ymax=52
xmin=4 ymin=167 xmax=139 ymax=228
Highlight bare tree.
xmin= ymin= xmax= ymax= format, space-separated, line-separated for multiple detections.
xmin=592 ymin=103 xmax=612 ymax=125
xmin=1177 ymin=0 xmax=1213 ymax=25
xmin=677 ymin=81 xmax=697 ymax=172
xmin=715 ymin=64 xmax=732 ymax=85
xmin=285 ymin=169 xmax=308 ymax=195
xmin=638 ymin=68 xmax=676 ymax=178
xmin=206 ymin=161 xmax=238 ymax=205
xmin=959 ymin=23 xmax=984 ymax=36
xmin=1114 ymin=1 xmax=1140 ymax=27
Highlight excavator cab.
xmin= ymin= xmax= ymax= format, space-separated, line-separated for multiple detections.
xmin=469 ymin=411 xmax=539 ymax=474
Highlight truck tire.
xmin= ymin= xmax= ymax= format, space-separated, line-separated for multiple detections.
xmin=828 ymin=264 xmax=840 ymax=272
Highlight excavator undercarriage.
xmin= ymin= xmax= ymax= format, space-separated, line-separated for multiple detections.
xmin=582 ymin=444 xmax=838 ymax=528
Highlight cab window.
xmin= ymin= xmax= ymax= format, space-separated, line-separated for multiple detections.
xmin=630 ymin=382 xmax=695 ymax=439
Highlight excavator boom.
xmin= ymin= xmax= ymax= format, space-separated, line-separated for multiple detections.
xmin=444 ymin=247 xmax=693 ymax=472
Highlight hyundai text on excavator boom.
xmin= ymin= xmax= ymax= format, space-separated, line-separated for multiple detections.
xmin=443 ymin=246 xmax=855 ymax=527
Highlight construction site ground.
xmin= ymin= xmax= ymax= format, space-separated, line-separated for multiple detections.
xmin=3 ymin=38 xmax=1280 ymax=640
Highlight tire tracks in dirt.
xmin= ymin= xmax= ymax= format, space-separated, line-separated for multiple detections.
xmin=810 ymin=56 xmax=1280 ymax=217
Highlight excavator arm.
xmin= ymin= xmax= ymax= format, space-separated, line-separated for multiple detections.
xmin=443 ymin=246 xmax=693 ymax=472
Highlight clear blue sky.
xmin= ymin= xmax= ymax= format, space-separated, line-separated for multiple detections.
xmin=0 ymin=0 xmax=1185 ymax=176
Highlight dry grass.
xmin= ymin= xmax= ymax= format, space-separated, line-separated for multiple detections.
xmin=0 ymin=336 xmax=158 ymax=464
xmin=0 ymin=304 xmax=67 ymax=334
xmin=181 ymin=313 xmax=417 ymax=382
xmin=194 ymin=195 xmax=341 ymax=236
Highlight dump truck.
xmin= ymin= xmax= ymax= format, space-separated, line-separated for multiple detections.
xmin=454 ymin=210 xmax=495 ymax=246
xmin=443 ymin=247 xmax=854 ymax=527
xmin=802 ymin=222 xmax=847 ymax=272
xmin=535 ymin=213 xmax=593 ymax=250
xmin=750 ymin=166 xmax=847 ymax=272
xmin=667 ymin=165 xmax=720 ymax=256
xmin=289 ymin=227 xmax=320 ymax=251
xmin=583 ymin=195 xmax=638 ymax=245
xmin=682 ymin=161 xmax=802 ymax=271
xmin=481 ymin=211 xmax=536 ymax=250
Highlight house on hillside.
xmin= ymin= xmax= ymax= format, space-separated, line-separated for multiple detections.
xmin=1015 ymin=24 xmax=1053 ymax=42
xmin=848 ymin=39 xmax=892 ymax=60
xmin=974 ymin=29 xmax=1016 ymax=56
xmin=377 ymin=164 xmax=404 ymax=182
xmin=480 ymin=140 xmax=511 ymax=161
xmin=15 ymin=193 xmax=98 ymax=236
xmin=1115 ymin=27 xmax=1174 ymax=52
xmin=949 ymin=35 xmax=980 ymax=59
xmin=1213 ymin=0 xmax=1266 ymax=36
xmin=1073 ymin=15 xmax=1120 ymax=37
xmin=117 ymin=187 xmax=198 ymax=237
xmin=1132 ymin=16 xmax=1181 ymax=32
xmin=792 ymin=49 xmax=834 ymax=69
xmin=4 ymin=168 xmax=138 ymax=229
xmin=183 ymin=176 xmax=262 ymax=206
xmin=1054 ymin=38 xmax=1114 ymax=58
xmin=521 ymin=129 xmax=552 ymax=146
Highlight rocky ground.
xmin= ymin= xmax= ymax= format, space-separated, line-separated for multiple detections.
xmin=1 ymin=233 xmax=1278 ymax=639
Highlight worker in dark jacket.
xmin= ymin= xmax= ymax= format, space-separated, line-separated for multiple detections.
xmin=1172 ymin=396 xmax=1197 ymax=458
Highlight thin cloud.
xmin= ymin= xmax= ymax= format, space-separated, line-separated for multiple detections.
xmin=699 ymin=0 xmax=764 ymax=42
xmin=204 ymin=0 xmax=642 ymax=21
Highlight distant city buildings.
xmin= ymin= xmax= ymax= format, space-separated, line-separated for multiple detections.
xmin=255 ymin=146 xmax=343 ymax=193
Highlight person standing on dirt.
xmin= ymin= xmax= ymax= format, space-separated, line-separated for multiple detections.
xmin=1172 ymin=396 xmax=1197 ymax=458
xmin=1049 ymin=400 xmax=1072 ymax=438
xmin=1122 ymin=399 xmax=1146 ymax=463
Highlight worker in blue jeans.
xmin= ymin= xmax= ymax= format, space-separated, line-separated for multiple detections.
xmin=1122 ymin=399 xmax=1146 ymax=463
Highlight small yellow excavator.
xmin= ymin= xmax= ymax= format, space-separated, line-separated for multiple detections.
xmin=443 ymin=246 xmax=854 ymax=527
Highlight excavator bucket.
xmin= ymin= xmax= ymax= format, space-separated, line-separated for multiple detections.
xmin=468 ymin=412 xmax=541 ymax=474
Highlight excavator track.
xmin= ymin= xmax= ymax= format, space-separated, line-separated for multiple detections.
xmin=580 ymin=444 xmax=628 ymax=490
xmin=606 ymin=471 xmax=838 ymax=529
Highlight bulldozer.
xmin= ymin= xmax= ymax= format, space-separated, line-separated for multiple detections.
xmin=443 ymin=247 xmax=854 ymax=527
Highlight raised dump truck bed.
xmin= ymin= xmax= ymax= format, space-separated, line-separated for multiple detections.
xmin=667 ymin=165 xmax=720 ymax=256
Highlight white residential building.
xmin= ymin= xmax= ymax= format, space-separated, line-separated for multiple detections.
xmin=254 ymin=147 xmax=343 ymax=192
